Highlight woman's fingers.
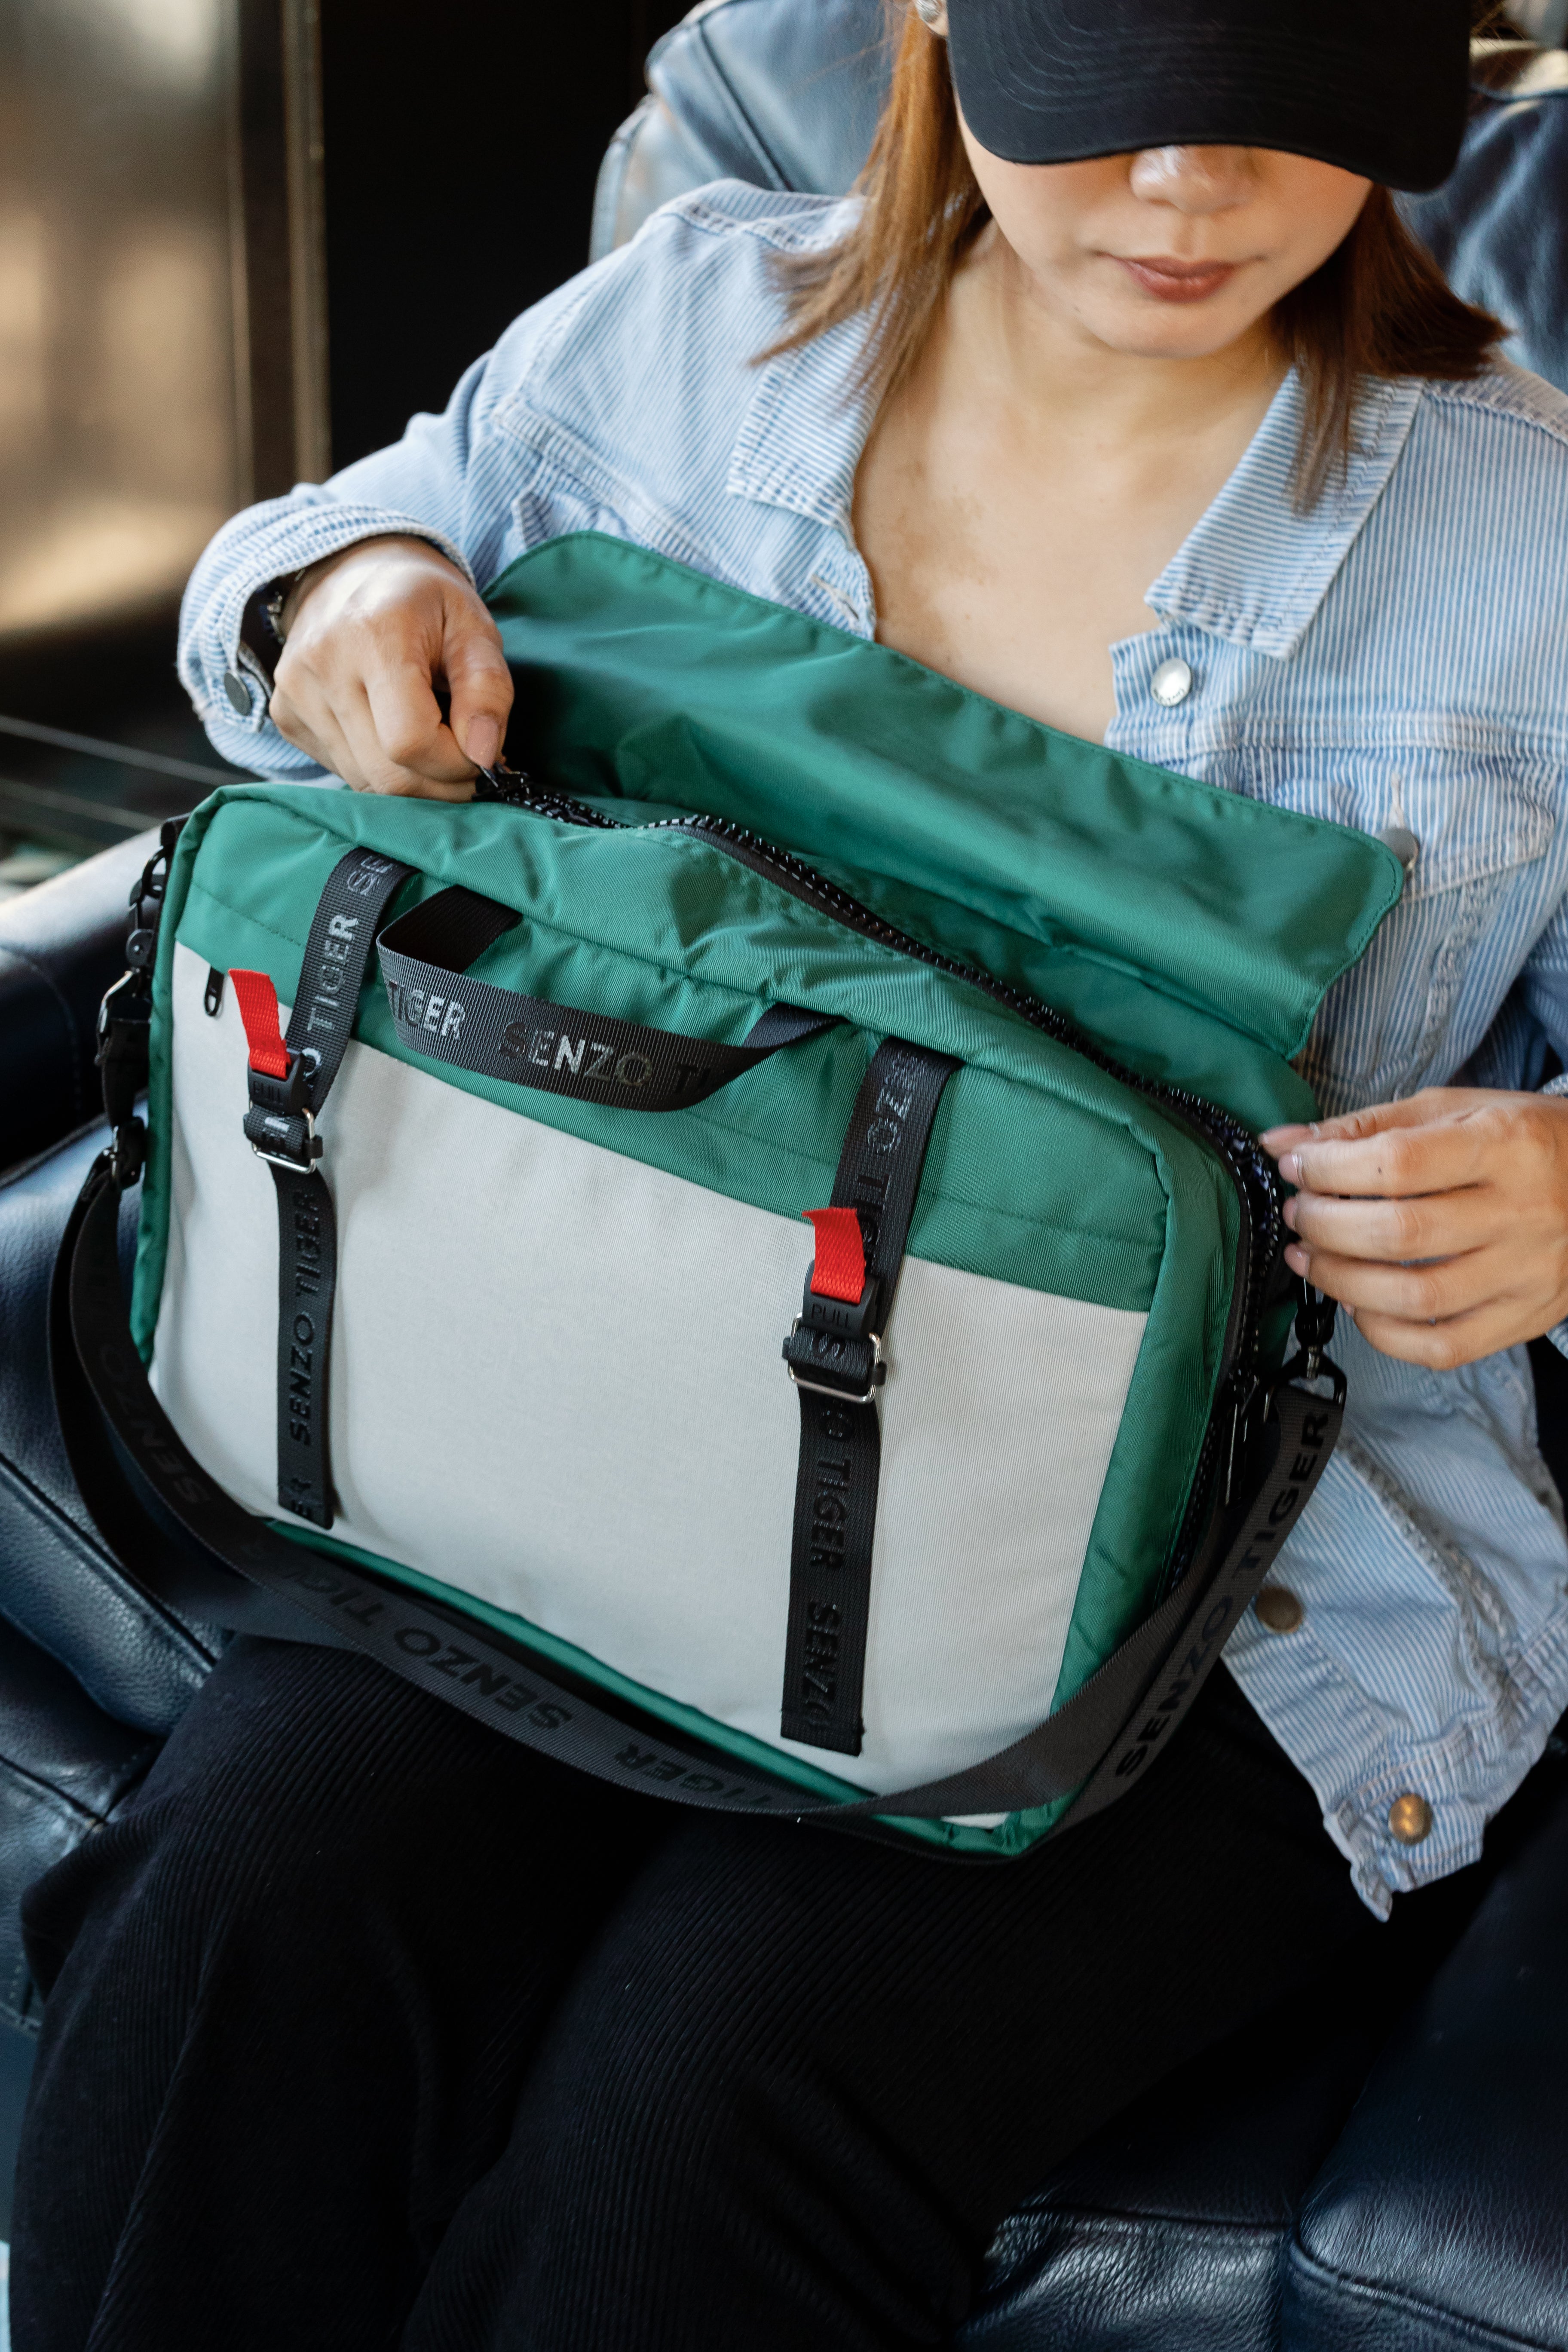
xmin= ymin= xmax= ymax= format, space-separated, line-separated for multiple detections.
xmin=1283 ymin=1179 xmax=1494 ymax=1265
xmin=443 ymin=601 xmax=514 ymax=772
xmin=270 ymin=534 xmax=507 ymax=797
xmin=1272 ymin=1112 xmax=1492 ymax=1200
xmin=1260 ymin=1094 xmax=1449 ymax=1153
xmin=1259 ymin=1089 xmax=1568 ymax=1366
xmin=1345 ymin=1298 xmax=1522 ymax=1372
xmin=269 ymin=672 xmax=367 ymax=788
xmin=1282 ymin=1235 xmax=1505 ymax=1324
xmin=361 ymin=661 xmax=477 ymax=796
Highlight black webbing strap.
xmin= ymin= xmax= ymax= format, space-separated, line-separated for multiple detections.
xmin=52 ymin=1155 xmax=1342 ymax=1836
xmin=242 ymin=849 xmax=412 ymax=1527
xmin=377 ymin=886 xmax=834 ymax=1112
xmin=778 ymin=1041 xmax=958 ymax=1754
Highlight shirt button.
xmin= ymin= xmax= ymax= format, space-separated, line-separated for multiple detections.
xmin=1150 ymin=656 xmax=1193 ymax=707
xmin=222 ymin=668 xmax=254 ymax=716
xmin=1255 ymin=1587 xmax=1304 ymax=1634
xmin=1388 ymin=1792 xmax=1434 ymax=1845
xmin=1377 ymin=823 xmax=1420 ymax=873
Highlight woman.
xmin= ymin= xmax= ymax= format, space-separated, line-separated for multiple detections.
xmin=17 ymin=2 xmax=1568 ymax=2345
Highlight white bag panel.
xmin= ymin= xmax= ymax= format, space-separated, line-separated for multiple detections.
xmin=153 ymin=943 xmax=1148 ymax=1792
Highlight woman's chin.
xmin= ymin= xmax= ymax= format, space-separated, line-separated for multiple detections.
xmin=1080 ymin=297 xmax=1274 ymax=366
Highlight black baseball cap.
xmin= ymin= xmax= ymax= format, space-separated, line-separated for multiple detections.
xmin=944 ymin=0 xmax=1473 ymax=193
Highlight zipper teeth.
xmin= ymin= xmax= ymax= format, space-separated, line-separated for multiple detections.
xmin=665 ymin=813 xmax=1283 ymax=1599
xmin=475 ymin=777 xmax=1283 ymax=1404
xmin=668 ymin=815 xmax=1282 ymax=1307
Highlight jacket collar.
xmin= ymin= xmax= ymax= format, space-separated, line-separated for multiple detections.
xmin=1142 ymin=369 xmax=1424 ymax=658
xmin=732 ymin=317 xmax=1425 ymax=661
xmin=728 ymin=312 xmax=877 ymax=537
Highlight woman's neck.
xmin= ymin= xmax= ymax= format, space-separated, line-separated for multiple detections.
xmin=959 ymin=220 xmax=1286 ymax=460
xmin=851 ymin=230 xmax=1290 ymax=744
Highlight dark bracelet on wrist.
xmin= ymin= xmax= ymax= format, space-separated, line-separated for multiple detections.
xmin=236 ymin=567 xmax=308 ymax=698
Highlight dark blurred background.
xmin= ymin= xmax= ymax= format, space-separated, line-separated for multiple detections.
xmin=2 ymin=0 xmax=1562 ymax=898
xmin=0 ymin=0 xmax=686 ymax=891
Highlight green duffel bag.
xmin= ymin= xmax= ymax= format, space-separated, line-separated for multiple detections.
xmin=55 ymin=536 xmax=1399 ymax=1858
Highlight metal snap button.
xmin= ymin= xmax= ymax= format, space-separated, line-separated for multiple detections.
xmin=1388 ymin=1792 xmax=1433 ymax=1845
xmin=1376 ymin=824 xmax=1419 ymax=873
xmin=1255 ymin=1587 xmax=1304 ymax=1634
xmin=222 ymin=668 xmax=254 ymax=716
xmin=1150 ymin=656 xmax=1193 ymax=707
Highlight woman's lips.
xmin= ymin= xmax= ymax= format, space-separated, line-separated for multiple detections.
xmin=1115 ymin=256 xmax=1240 ymax=303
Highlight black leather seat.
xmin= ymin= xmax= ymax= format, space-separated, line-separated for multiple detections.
xmin=6 ymin=8 xmax=1568 ymax=2333
xmin=0 ymin=849 xmax=217 ymax=2229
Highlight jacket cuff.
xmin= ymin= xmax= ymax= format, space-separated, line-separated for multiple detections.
xmin=179 ymin=500 xmax=475 ymax=766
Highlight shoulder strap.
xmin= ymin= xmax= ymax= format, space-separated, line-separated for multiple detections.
xmin=53 ymin=1145 xmax=1340 ymax=1837
xmin=57 ymin=833 xmax=1342 ymax=1843
xmin=781 ymin=1039 xmax=959 ymax=1755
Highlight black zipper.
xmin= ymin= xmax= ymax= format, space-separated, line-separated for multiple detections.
xmin=475 ymin=765 xmax=1285 ymax=1588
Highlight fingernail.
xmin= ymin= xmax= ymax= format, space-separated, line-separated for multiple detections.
xmin=464 ymin=717 xmax=501 ymax=769
xmin=1282 ymin=1197 xmax=1298 ymax=1229
xmin=1284 ymin=1243 xmax=1310 ymax=1276
xmin=1277 ymin=1152 xmax=1301 ymax=1184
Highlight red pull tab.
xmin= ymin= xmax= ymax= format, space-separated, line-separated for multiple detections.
xmin=229 ymin=969 xmax=290 ymax=1078
xmin=802 ymin=1207 xmax=866 ymax=1304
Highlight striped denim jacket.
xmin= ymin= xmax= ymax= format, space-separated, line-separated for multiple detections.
xmin=181 ymin=180 xmax=1568 ymax=1915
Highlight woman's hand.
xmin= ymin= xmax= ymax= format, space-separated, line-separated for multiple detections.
xmin=269 ymin=536 xmax=514 ymax=799
xmin=1259 ymin=1089 xmax=1568 ymax=1369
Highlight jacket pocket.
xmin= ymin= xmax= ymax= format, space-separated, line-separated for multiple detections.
xmin=1213 ymin=743 xmax=1556 ymax=1110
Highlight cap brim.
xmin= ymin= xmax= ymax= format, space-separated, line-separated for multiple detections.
xmin=945 ymin=0 xmax=1472 ymax=193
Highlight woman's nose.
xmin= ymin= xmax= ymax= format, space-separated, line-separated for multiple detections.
xmin=1127 ymin=145 xmax=1256 ymax=212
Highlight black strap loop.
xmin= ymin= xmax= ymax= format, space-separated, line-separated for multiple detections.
xmin=377 ymin=886 xmax=835 ymax=1114
xmin=255 ymin=848 xmax=413 ymax=1526
xmin=779 ymin=1041 xmax=959 ymax=1755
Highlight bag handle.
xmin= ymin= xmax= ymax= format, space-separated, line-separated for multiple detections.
xmin=377 ymin=886 xmax=834 ymax=1112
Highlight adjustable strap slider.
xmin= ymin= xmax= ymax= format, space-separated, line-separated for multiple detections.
xmin=786 ymin=1208 xmax=886 ymax=1401
xmin=783 ymin=1320 xmax=885 ymax=1406
xmin=242 ymin=1094 xmax=321 ymax=1173
xmin=107 ymin=1115 xmax=147 ymax=1189
xmin=242 ymin=1057 xmax=320 ymax=1171
xmin=231 ymin=968 xmax=322 ymax=1172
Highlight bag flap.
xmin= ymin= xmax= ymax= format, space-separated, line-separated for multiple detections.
xmin=486 ymin=533 xmax=1401 ymax=1069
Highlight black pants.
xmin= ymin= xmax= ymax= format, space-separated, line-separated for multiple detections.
xmin=9 ymin=1637 xmax=1505 ymax=2351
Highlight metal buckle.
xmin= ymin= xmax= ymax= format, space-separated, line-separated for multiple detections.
xmin=248 ymin=1105 xmax=319 ymax=1174
xmin=784 ymin=1319 xmax=886 ymax=1407
xmin=108 ymin=1115 xmax=147 ymax=1189
xmin=97 ymin=968 xmax=150 ymax=1047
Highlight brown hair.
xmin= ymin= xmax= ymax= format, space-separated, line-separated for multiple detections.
xmin=767 ymin=6 xmax=1505 ymax=507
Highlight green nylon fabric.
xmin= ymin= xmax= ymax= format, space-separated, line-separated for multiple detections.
xmin=484 ymin=534 xmax=1402 ymax=1133
xmin=139 ymin=786 xmax=1235 ymax=1852
xmin=130 ymin=548 xmax=1397 ymax=1852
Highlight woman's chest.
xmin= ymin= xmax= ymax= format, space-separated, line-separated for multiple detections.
xmin=848 ymin=392 xmax=1249 ymax=746
xmin=851 ymin=462 xmax=1160 ymax=742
